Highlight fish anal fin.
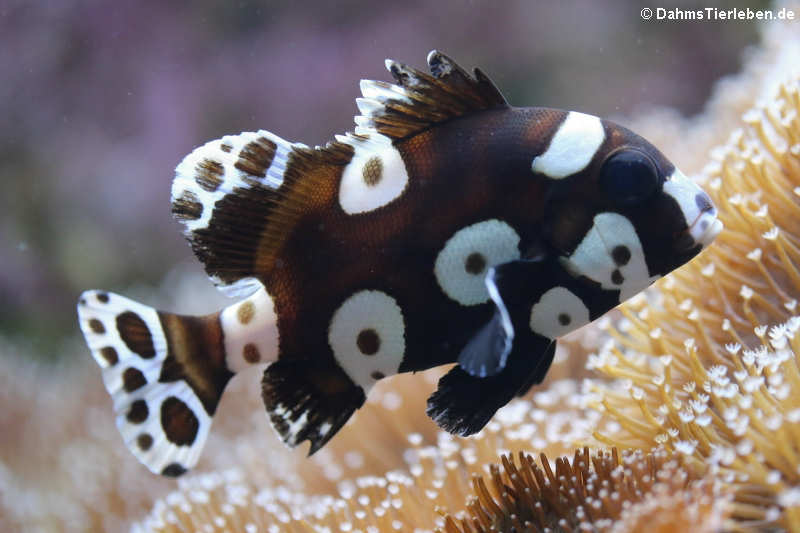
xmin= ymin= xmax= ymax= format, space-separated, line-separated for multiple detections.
xmin=262 ymin=359 xmax=366 ymax=454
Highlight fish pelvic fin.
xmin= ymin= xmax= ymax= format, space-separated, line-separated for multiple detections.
xmin=77 ymin=290 xmax=234 ymax=476
xmin=428 ymin=337 xmax=554 ymax=436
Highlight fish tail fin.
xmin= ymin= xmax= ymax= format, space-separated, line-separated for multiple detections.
xmin=261 ymin=359 xmax=366 ymax=454
xmin=77 ymin=290 xmax=234 ymax=476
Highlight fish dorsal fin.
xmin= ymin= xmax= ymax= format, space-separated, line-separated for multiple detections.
xmin=172 ymin=131 xmax=354 ymax=298
xmin=355 ymin=50 xmax=508 ymax=141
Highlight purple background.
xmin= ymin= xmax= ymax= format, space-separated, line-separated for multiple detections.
xmin=0 ymin=0 xmax=763 ymax=357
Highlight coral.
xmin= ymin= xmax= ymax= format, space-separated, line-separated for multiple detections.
xmin=133 ymin=380 xmax=603 ymax=532
xmin=589 ymin=73 xmax=800 ymax=531
xmin=440 ymin=448 xmax=726 ymax=533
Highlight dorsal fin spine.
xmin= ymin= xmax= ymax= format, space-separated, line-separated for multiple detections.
xmin=354 ymin=51 xmax=509 ymax=142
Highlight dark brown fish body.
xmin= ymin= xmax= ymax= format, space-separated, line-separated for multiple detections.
xmin=78 ymin=51 xmax=722 ymax=476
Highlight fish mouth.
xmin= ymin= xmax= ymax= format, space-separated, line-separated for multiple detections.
xmin=695 ymin=216 xmax=723 ymax=247
xmin=674 ymin=212 xmax=723 ymax=253
xmin=689 ymin=211 xmax=723 ymax=248
xmin=663 ymin=169 xmax=723 ymax=251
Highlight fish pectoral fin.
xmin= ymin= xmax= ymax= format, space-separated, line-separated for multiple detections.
xmin=261 ymin=359 xmax=366 ymax=455
xmin=428 ymin=335 xmax=553 ymax=436
xmin=457 ymin=310 xmax=512 ymax=377
xmin=457 ymin=257 xmax=556 ymax=378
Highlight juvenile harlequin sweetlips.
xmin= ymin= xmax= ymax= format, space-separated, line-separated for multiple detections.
xmin=77 ymin=51 xmax=722 ymax=477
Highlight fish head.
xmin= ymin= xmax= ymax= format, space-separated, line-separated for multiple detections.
xmin=541 ymin=120 xmax=722 ymax=301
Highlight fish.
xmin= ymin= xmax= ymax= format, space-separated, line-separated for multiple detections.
xmin=77 ymin=51 xmax=722 ymax=477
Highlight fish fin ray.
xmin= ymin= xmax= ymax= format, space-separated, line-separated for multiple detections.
xmin=428 ymin=336 xmax=553 ymax=436
xmin=77 ymin=290 xmax=232 ymax=476
xmin=356 ymin=50 xmax=508 ymax=141
xmin=262 ymin=359 xmax=366 ymax=454
xmin=457 ymin=310 xmax=512 ymax=377
xmin=172 ymin=131 xmax=353 ymax=296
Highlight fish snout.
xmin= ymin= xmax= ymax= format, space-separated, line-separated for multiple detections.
xmin=664 ymin=171 xmax=723 ymax=251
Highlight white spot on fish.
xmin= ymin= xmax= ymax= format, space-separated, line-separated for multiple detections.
xmin=560 ymin=212 xmax=656 ymax=301
xmin=220 ymin=286 xmax=279 ymax=373
xmin=529 ymin=286 xmax=591 ymax=338
xmin=531 ymin=112 xmax=605 ymax=179
xmin=328 ymin=290 xmax=406 ymax=391
xmin=434 ymin=220 xmax=521 ymax=306
xmin=338 ymin=133 xmax=409 ymax=214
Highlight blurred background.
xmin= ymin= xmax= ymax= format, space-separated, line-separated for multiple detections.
xmin=0 ymin=0 xmax=769 ymax=361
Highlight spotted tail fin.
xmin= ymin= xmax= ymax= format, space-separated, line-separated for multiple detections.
xmin=77 ymin=290 xmax=233 ymax=476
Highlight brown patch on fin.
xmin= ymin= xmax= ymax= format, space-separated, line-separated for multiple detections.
xmin=220 ymin=142 xmax=233 ymax=153
xmin=161 ymin=396 xmax=199 ymax=446
xmin=127 ymin=399 xmax=148 ymax=424
xmin=96 ymin=292 xmax=110 ymax=303
xmin=172 ymin=190 xmax=203 ymax=221
xmin=161 ymin=463 xmax=187 ymax=477
xmin=137 ymin=433 xmax=153 ymax=451
xmin=195 ymin=159 xmax=224 ymax=192
xmin=88 ymin=319 xmax=105 ymax=334
xmin=123 ymin=367 xmax=147 ymax=392
xmin=234 ymin=137 xmax=278 ymax=177
xmin=100 ymin=346 xmax=119 ymax=365
xmin=158 ymin=312 xmax=232 ymax=415
xmin=117 ymin=312 xmax=156 ymax=359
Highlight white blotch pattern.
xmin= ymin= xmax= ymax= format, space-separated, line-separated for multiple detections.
xmin=328 ymin=290 xmax=406 ymax=391
xmin=529 ymin=286 xmax=591 ymax=338
xmin=336 ymin=132 xmax=409 ymax=214
xmin=663 ymin=169 xmax=722 ymax=247
xmin=220 ymin=286 xmax=279 ymax=373
xmin=561 ymin=212 xmax=657 ymax=301
xmin=531 ymin=111 xmax=605 ymax=179
xmin=77 ymin=290 xmax=211 ymax=476
xmin=434 ymin=220 xmax=521 ymax=306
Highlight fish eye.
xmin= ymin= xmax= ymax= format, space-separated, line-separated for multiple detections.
xmin=599 ymin=149 xmax=659 ymax=206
